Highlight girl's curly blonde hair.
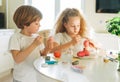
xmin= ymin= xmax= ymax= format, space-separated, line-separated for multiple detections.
xmin=54 ymin=8 xmax=89 ymax=38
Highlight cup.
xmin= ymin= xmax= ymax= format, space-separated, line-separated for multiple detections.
xmin=61 ymin=49 xmax=73 ymax=64
xmin=61 ymin=54 xmax=72 ymax=64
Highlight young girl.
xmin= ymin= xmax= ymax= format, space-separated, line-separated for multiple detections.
xmin=52 ymin=8 xmax=97 ymax=56
xmin=9 ymin=5 xmax=53 ymax=82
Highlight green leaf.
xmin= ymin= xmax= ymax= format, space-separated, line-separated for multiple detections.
xmin=106 ymin=16 xmax=120 ymax=36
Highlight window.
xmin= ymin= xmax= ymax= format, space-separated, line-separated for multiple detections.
xmin=96 ymin=0 xmax=120 ymax=13
xmin=28 ymin=0 xmax=83 ymax=30
xmin=60 ymin=0 xmax=82 ymax=11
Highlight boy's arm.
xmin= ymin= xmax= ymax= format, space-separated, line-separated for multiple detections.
xmin=11 ymin=36 xmax=43 ymax=64
xmin=11 ymin=43 xmax=38 ymax=64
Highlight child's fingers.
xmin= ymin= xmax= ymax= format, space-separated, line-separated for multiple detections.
xmin=34 ymin=36 xmax=43 ymax=45
xmin=48 ymin=36 xmax=54 ymax=42
xmin=46 ymin=37 xmax=54 ymax=50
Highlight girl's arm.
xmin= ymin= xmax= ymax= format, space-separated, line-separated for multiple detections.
xmin=40 ymin=37 xmax=74 ymax=54
xmin=50 ymin=41 xmax=73 ymax=52
xmin=84 ymin=37 xmax=100 ymax=49
xmin=51 ymin=35 xmax=81 ymax=52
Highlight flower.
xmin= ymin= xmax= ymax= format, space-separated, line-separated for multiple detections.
xmin=106 ymin=16 xmax=120 ymax=36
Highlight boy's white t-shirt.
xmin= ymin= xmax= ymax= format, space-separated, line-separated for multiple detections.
xmin=54 ymin=32 xmax=85 ymax=56
xmin=9 ymin=32 xmax=44 ymax=82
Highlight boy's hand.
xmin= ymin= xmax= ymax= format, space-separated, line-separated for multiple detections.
xmin=33 ymin=36 xmax=43 ymax=46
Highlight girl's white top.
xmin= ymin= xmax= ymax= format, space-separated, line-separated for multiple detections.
xmin=54 ymin=32 xmax=85 ymax=56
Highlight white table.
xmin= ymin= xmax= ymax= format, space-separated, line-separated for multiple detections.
xmin=34 ymin=54 xmax=120 ymax=82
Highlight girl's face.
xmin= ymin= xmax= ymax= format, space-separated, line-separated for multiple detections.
xmin=64 ymin=16 xmax=80 ymax=37
xmin=24 ymin=18 xmax=41 ymax=35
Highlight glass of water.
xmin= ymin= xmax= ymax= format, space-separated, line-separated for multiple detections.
xmin=61 ymin=48 xmax=73 ymax=64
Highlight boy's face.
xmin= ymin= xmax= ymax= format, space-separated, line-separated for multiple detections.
xmin=64 ymin=16 xmax=80 ymax=36
xmin=26 ymin=18 xmax=41 ymax=34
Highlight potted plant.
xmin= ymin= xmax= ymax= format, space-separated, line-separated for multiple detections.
xmin=106 ymin=14 xmax=120 ymax=72
xmin=106 ymin=16 xmax=120 ymax=36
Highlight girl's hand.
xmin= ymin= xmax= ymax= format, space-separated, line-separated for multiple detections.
xmin=71 ymin=35 xmax=81 ymax=45
xmin=84 ymin=38 xmax=98 ymax=49
xmin=33 ymin=36 xmax=43 ymax=46
xmin=46 ymin=36 xmax=54 ymax=50
xmin=40 ymin=37 xmax=54 ymax=56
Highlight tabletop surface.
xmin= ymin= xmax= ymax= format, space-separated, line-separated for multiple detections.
xmin=34 ymin=52 xmax=120 ymax=82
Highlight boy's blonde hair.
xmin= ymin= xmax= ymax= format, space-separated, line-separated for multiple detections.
xmin=54 ymin=8 xmax=88 ymax=37
xmin=13 ymin=5 xmax=42 ymax=29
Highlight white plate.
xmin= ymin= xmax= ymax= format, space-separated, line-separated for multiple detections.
xmin=73 ymin=54 xmax=97 ymax=59
xmin=71 ymin=65 xmax=85 ymax=73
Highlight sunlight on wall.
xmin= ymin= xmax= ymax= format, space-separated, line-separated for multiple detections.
xmin=0 ymin=0 xmax=2 ymax=6
xmin=60 ymin=0 xmax=82 ymax=11
xmin=32 ymin=0 xmax=55 ymax=31
xmin=31 ymin=0 xmax=82 ymax=31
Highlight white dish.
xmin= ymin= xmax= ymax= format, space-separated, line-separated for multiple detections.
xmin=71 ymin=65 xmax=85 ymax=73
xmin=73 ymin=54 xmax=97 ymax=59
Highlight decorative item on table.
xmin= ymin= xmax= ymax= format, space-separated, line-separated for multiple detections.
xmin=103 ymin=58 xmax=110 ymax=63
xmin=76 ymin=39 xmax=97 ymax=59
xmin=45 ymin=60 xmax=58 ymax=65
xmin=71 ymin=65 xmax=85 ymax=73
xmin=45 ymin=56 xmax=58 ymax=65
xmin=103 ymin=51 xmax=120 ymax=71
xmin=103 ymin=51 xmax=118 ymax=63
xmin=77 ymin=48 xmax=90 ymax=57
xmin=45 ymin=56 xmax=50 ymax=62
xmin=72 ymin=60 xmax=79 ymax=65
xmin=105 ymin=13 xmax=120 ymax=72
xmin=72 ymin=60 xmax=85 ymax=73
xmin=54 ymin=51 xmax=61 ymax=59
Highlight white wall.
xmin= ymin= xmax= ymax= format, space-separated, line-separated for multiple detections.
xmin=7 ymin=0 xmax=24 ymax=31
xmin=6 ymin=0 xmax=119 ymax=33
xmin=84 ymin=0 xmax=119 ymax=33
